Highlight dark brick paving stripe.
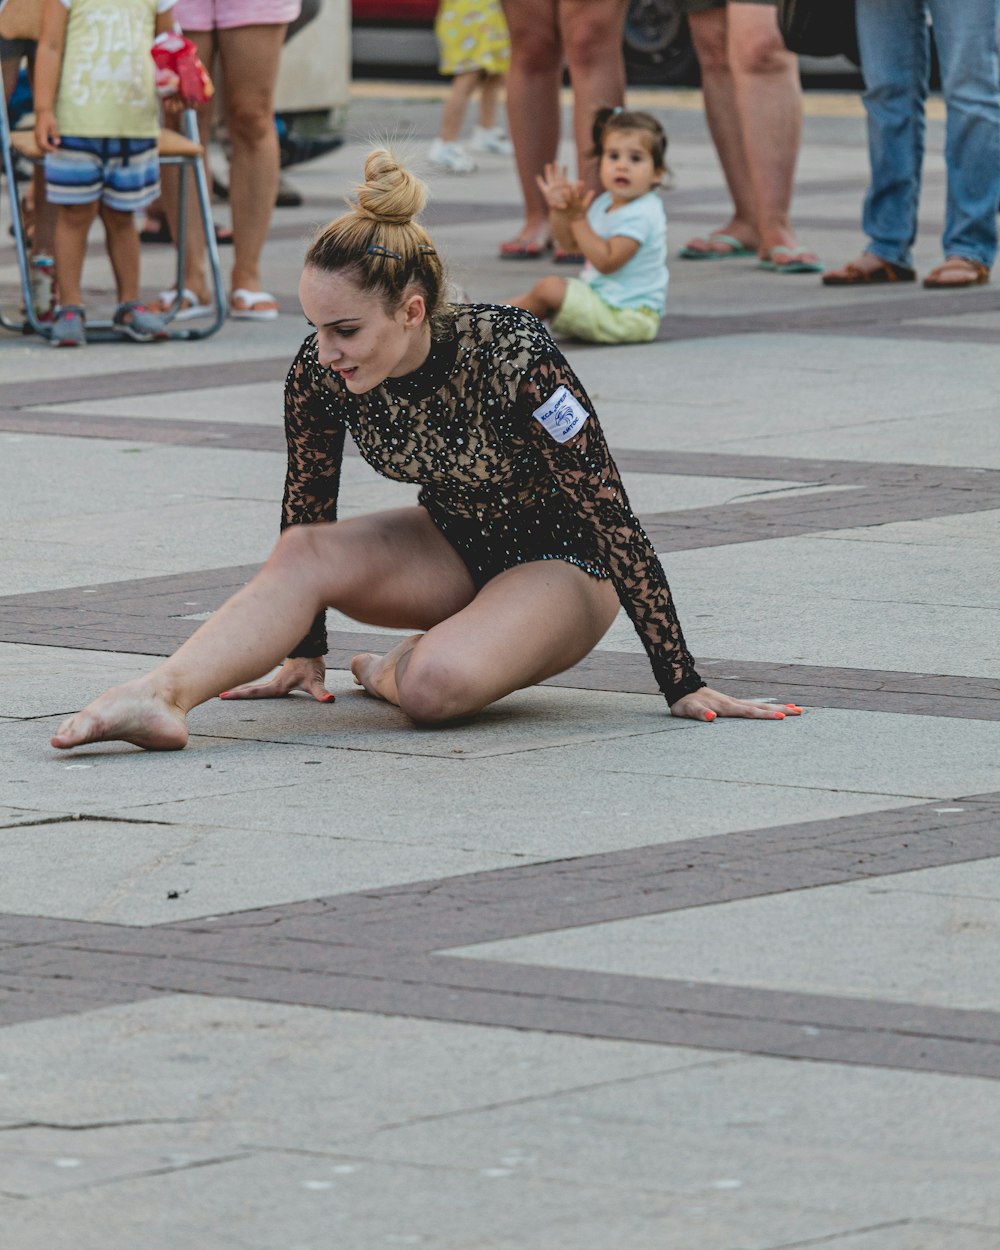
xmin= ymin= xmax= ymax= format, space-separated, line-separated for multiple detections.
xmin=0 ymin=356 xmax=292 ymax=410
xmin=2 ymin=794 xmax=1000 ymax=1074
xmin=2 ymin=566 xmax=998 ymax=718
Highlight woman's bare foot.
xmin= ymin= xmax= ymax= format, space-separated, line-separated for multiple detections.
xmin=350 ymin=634 xmax=422 ymax=705
xmin=50 ymin=682 xmax=189 ymax=751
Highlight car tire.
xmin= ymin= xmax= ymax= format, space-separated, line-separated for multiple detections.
xmin=623 ymin=0 xmax=700 ymax=86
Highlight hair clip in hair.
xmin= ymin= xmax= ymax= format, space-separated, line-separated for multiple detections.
xmin=418 ymin=244 xmax=436 ymax=254
xmin=367 ymin=244 xmax=401 ymax=259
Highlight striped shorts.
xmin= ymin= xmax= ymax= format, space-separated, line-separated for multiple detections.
xmin=44 ymin=137 xmax=160 ymax=212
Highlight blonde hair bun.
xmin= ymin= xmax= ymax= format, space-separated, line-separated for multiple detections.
xmin=354 ymin=148 xmax=427 ymax=226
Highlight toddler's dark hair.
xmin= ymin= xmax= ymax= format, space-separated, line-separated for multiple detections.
xmin=591 ymin=107 xmax=668 ymax=171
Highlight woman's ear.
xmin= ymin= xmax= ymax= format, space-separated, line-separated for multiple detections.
xmin=401 ymin=290 xmax=427 ymax=329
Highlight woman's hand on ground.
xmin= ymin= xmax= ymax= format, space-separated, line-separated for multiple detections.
xmin=670 ymin=686 xmax=803 ymax=723
xmin=219 ymin=657 xmax=334 ymax=703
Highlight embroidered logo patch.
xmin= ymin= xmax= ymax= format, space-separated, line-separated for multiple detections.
xmin=532 ymin=386 xmax=589 ymax=443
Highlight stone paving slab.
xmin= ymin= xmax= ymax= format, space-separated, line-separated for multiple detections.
xmin=451 ymin=858 xmax=1000 ymax=1011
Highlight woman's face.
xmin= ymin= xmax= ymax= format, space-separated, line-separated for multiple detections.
xmin=299 ymin=266 xmax=430 ymax=393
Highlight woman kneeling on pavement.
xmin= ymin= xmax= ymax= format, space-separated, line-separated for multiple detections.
xmin=52 ymin=149 xmax=801 ymax=753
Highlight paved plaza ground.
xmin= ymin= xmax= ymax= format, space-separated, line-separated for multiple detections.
xmin=0 ymin=84 xmax=999 ymax=1248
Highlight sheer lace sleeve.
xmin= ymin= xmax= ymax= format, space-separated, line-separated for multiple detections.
xmin=515 ymin=345 xmax=705 ymax=704
xmin=281 ymin=336 xmax=347 ymax=659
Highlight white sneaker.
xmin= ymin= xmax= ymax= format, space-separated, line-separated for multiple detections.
xmin=471 ymin=126 xmax=513 ymax=156
xmin=428 ymin=138 xmax=477 ymax=174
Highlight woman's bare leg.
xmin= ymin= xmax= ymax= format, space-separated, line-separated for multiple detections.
xmin=500 ymin=0 xmax=561 ymax=249
xmin=352 ymin=560 xmax=619 ymax=723
xmin=158 ymin=29 xmax=215 ymax=309
xmin=559 ymin=0 xmax=628 ymax=195
xmin=51 ymin=509 xmax=475 ymax=750
xmin=218 ymin=23 xmax=287 ymax=304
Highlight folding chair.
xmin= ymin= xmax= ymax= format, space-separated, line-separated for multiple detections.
xmin=0 ymin=94 xmax=226 ymax=341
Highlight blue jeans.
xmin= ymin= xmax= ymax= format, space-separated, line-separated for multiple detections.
xmin=857 ymin=0 xmax=1000 ymax=269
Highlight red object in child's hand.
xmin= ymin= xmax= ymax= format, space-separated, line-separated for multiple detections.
xmin=151 ymin=32 xmax=214 ymax=104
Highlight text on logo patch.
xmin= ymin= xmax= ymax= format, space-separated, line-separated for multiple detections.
xmin=532 ymin=386 xmax=589 ymax=443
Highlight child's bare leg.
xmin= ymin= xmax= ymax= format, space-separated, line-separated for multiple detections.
xmin=101 ymin=204 xmax=141 ymax=304
xmin=477 ymin=72 xmax=504 ymax=130
xmin=509 ymin=274 xmax=566 ymax=320
xmin=53 ymin=201 xmax=99 ymax=306
xmin=440 ymin=69 xmax=480 ymax=141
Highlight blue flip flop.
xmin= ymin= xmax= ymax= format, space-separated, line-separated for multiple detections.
xmin=757 ymin=244 xmax=824 ymax=274
xmin=679 ymin=232 xmax=756 ymax=260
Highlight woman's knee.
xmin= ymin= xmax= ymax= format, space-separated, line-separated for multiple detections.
xmin=226 ymin=100 xmax=276 ymax=150
xmin=396 ymin=653 xmax=482 ymax=724
xmin=730 ymin=23 xmax=795 ymax=77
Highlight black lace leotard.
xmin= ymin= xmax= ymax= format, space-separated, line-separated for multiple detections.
xmin=281 ymin=302 xmax=705 ymax=705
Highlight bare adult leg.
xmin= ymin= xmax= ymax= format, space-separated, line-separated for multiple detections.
xmin=352 ymin=560 xmax=620 ymax=723
xmin=156 ymin=29 xmax=215 ymax=311
xmin=500 ymin=0 xmax=561 ymax=253
xmin=51 ymin=509 xmax=476 ymax=751
xmin=728 ymin=3 xmax=812 ymax=262
xmin=683 ymin=7 xmax=758 ymax=254
xmin=559 ymin=0 xmax=628 ymax=195
xmin=218 ymin=23 xmax=286 ymax=311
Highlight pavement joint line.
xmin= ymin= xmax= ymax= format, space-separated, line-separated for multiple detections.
xmin=2 ymin=794 xmax=1000 ymax=1076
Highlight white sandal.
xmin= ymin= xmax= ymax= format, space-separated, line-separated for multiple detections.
xmin=156 ymin=287 xmax=213 ymax=321
xmin=230 ymin=288 xmax=279 ymax=320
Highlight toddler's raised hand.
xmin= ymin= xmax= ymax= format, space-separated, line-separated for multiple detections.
xmin=536 ymin=162 xmax=573 ymax=211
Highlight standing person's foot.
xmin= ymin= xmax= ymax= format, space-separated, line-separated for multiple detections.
xmin=428 ymin=139 xmax=477 ymax=174
xmin=922 ymin=256 xmax=990 ymax=289
xmin=153 ymin=287 xmax=214 ymax=321
xmin=49 ymin=305 xmax=86 ymax=347
xmin=679 ymin=231 xmax=757 ymax=259
xmin=757 ymin=244 xmax=823 ymax=274
xmin=50 ymin=681 xmax=189 ymax=751
xmin=471 ymin=126 xmax=513 ymax=156
xmin=230 ymin=289 xmax=280 ymax=320
xmin=113 ymin=301 xmax=170 ymax=342
xmin=498 ymin=227 xmax=551 ymax=260
xmin=822 ymin=254 xmax=916 ymax=285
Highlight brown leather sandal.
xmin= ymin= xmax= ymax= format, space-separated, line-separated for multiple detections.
xmin=922 ymin=257 xmax=990 ymax=289
xmin=822 ymin=257 xmax=916 ymax=286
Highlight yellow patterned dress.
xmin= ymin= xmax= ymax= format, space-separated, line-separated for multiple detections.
xmin=435 ymin=0 xmax=510 ymax=76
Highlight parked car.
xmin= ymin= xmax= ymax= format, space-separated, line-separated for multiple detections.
xmin=352 ymin=0 xmax=699 ymax=86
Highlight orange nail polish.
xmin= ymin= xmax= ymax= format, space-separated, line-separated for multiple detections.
xmin=785 ymin=704 xmax=802 ymax=711
xmin=704 ymin=710 xmax=717 ymax=721
xmin=774 ymin=711 xmax=786 ymax=719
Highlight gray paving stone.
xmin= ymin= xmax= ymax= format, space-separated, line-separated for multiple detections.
xmin=0 ymin=717 xmax=419 ymax=812
xmin=120 ymin=753 xmax=925 ymax=861
xmin=453 ymin=857 xmax=1000 ymax=1012
xmin=795 ymin=1224 xmax=1000 ymax=1250
xmin=514 ymin=706 xmax=1000 ymax=799
xmin=0 ymin=818 xmax=521 ymax=924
